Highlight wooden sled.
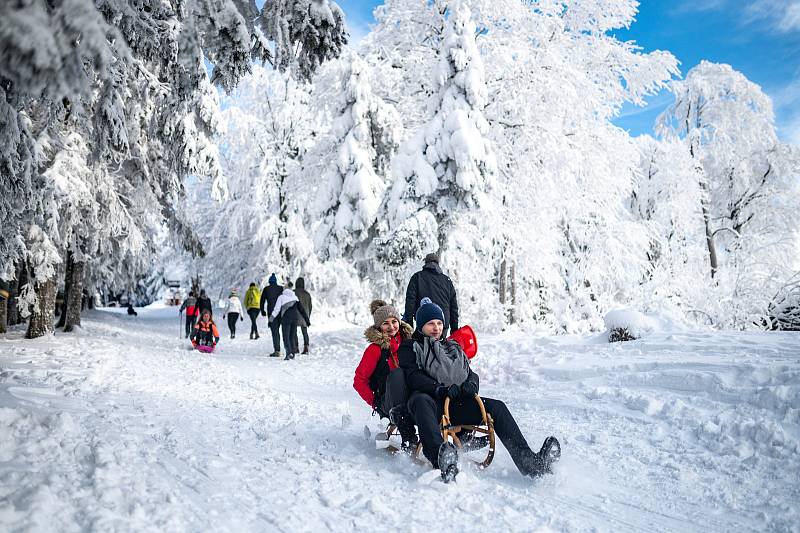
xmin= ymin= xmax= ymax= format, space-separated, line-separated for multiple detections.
xmin=378 ymin=395 xmax=496 ymax=468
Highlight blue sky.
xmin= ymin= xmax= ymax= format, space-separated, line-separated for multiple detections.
xmin=337 ymin=0 xmax=800 ymax=143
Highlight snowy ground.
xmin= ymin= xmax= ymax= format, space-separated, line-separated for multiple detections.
xmin=1 ymin=306 xmax=798 ymax=532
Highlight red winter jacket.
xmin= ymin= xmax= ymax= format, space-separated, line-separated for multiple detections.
xmin=353 ymin=322 xmax=412 ymax=407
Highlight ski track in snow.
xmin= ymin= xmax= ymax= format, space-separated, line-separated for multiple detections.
xmin=1 ymin=307 xmax=798 ymax=532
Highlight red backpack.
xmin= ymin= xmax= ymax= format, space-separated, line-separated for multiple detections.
xmin=447 ymin=325 xmax=478 ymax=359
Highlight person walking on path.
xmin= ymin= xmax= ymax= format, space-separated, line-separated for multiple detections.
xmin=223 ymin=289 xmax=244 ymax=339
xmin=260 ymin=274 xmax=284 ymax=357
xmin=196 ymin=289 xmax=213 ymax=317
xmin=244 ymin=283 xmax=261 ymax=339
xmin=269 ymin=281 xmax=310 ymax=360
xmin=403 ymin=253 xmax=459 ymax=338
xmin=294 ymin=277 xmax=313 ymax=354
xmin=179 ymin=291 xmax=200 ymax=338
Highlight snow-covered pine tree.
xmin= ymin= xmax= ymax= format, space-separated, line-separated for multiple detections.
xmin=386 ymin=0 xmax=496 ymax=255
xmin=311 ymin=53 xmax=403 ymax=261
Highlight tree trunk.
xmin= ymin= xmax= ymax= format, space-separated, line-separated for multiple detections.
xmin=509 ymin=261 xmax=517 ymax=324
xmin=57 ymin=251 xmax=73 ymax=328
xmin=9 ymin=260 xmax=25 ymax=325
xmin=0 ymin=279 xmax=8 ymax=334
xmin=64 ymin=259 xmax=85 ymax=332
xmin=702 ymin=203 xmax=718 ymax=278
xmin=499 ymin=258 xmax=507 ymax=306
xmin=26 ymin=277 xmax=57 ymax=339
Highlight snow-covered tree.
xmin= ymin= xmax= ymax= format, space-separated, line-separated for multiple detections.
xmin=261 ymin=0 xmax=348 ymax=80
xmin=311 ymin=53 xmax=403 ymax=260
xmin=657 ymin=61 xmax=800 ymax=327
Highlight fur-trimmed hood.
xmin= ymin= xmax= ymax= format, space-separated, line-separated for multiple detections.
xmin=364 ymin=321 xmax=413 ymax=349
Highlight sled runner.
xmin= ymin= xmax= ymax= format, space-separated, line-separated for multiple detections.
xmin=378 ymin=394 xmax=496 ymax=468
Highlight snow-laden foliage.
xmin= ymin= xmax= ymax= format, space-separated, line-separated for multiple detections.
xmin=311 ymin=53 xmax=403 ymax=260
xmin=656 ymin=61 xmax=800 ymax=328
xmin=261 ymin=0 xmax=348 ymax=80
xmin=0 ymin=0 xmax=347 ymax=335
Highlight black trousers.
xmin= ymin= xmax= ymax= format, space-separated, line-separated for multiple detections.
xmin=269 ymin=318 xmax=282 ymax=353
xmin=281 ymin=319 xmax=299 ymax=354
xmin=300 ymin=326 xmax=309 ymax=347
xmin=227 ymin=312 xmax=239 ymax=335
xmin=378 ymin=369 xmax=409 ymax=418
xmin=185 ymin=314 xmax=197 ymax=337
xmin=407 ymin=392 xmax=538 ymax=474
xmin=247 ymin=308 xmax=260 ymax=337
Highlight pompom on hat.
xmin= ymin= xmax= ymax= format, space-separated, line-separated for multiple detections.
xmin=415 ymin=297 xmax=445 ymax=330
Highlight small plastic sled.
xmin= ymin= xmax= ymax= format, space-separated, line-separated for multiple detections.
xmin=194 ymin=344 xmax=215 ymax=354
xmin=379 ymin=395 xmax=496 ymax=468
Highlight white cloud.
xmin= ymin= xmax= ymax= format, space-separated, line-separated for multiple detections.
xmin=744 ymin=0 xmax=800 ymax=33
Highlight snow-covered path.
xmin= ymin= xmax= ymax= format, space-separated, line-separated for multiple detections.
xmin=1 ymin=307 xmax=798 ymax=532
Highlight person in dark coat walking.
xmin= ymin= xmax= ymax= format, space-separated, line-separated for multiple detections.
xmin=294 ymin=277 xmax=313 ymax=354
xmin=403 ymin=253 xmax=459 ymax=337
xmin=260 ymin=274 xmax=284 ymax=357
xmin=269 ymin=281 xmax=310 ymax=360
xmin=196 ymin=289 xmax=213 ymax=316
xmin=399 ymin=298 xmax=561 ymax=482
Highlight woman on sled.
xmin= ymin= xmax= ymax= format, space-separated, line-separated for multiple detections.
xmin=399 ymin=298 xmax=561 ymax=482
xmin=192 ymin=309 xmax=220 ymax=352
xmin=353 ymin=300 xmax=418 ymax=451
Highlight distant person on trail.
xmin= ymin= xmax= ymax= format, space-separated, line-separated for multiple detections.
xmin=403 ymin=253 xmax=459 ymax=338
xmin=294 ymin=277 xmax=313 ymax=354
xmin=399 ymin=298 xmax=561 ymax=483
xmin=196 ymin=289 xmax=213 ymax=317
xmin=353 ymin=300 xmax=417 ymax=451
xmin=127 ymin=303 xmax=138 ymax=316
xmin=223 ymin=288 xmax=244 ymax=339
xmin=191 ymin=309 xmax=220 ymax=349
xmin=179 ymin=291 xmax=200 ymax=338
xmin=269 ymin=281 xmax=310 ymax=361
xmin=244 ymin=283 xmax=261 ymax=340
xmin=260 ymin=274 xmax=284 ymax=357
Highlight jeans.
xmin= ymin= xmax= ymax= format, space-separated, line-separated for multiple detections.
xmin=269 ymin=318 xmax=282 ymax=353
xmin=281 ymin=319 xmax=299 ymax=355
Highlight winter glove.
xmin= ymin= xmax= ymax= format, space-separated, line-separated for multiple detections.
xmin=461 ymin=379 xmax=479 ymax=397
xmin=214 ymin=337 xmax=220 ymax=344
xmin=261 ymin=310 xmax=266 ymax=317
xmin=223 ymin=314 xmax=226 ymax=319
xmin=447 ymin=384 xmax=461 ymax=400
xmin=240 ymin=316 xmax=244 ymax=321
xmin=435 ymin=386 xmax=448 ymax=400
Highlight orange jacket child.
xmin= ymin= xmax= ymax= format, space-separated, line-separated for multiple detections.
xmin=192 ymin=310 xmax=220 ymax=347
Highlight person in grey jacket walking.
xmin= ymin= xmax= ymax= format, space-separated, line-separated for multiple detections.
xmin=294 ymin=277 xmax=313 ymax=354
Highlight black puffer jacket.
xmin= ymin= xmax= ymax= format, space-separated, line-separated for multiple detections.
xmin=403 ymin=262 xmax=459 ymax=332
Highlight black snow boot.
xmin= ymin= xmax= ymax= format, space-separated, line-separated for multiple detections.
xmin=540 ymin=436 xmax=561 ymax=473
xmin=438 ymin=442 xmax=459 ymax=483
xmin=527 ymin=436 xmax=561 ymax=478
